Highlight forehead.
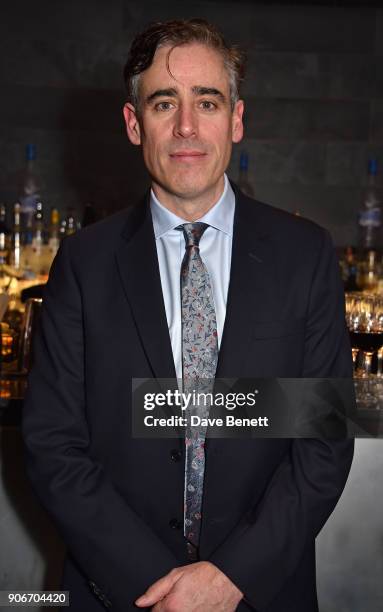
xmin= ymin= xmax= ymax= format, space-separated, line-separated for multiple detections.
xmin=139 ymin=43 xmax=230 ymax=93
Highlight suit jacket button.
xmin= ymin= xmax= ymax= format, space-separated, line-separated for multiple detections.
xmin=89 ymin=581 xmax=100 ymax=595
xmin=169 ymin=518 xmax=182 ymax=529
xmin=170 ymin=449 xmax=182 ymax=462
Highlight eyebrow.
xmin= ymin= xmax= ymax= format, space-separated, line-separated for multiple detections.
xmin=145 ymin=88 xmax=178 ymax=103
xmin=192 ymin=86 xmax=226 ymax=103
xmin=145 ymin=86 xmax=227 ymax=104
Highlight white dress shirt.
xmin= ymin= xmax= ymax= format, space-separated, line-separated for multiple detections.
xmin=150 ymin=174 xmax=236 ymax=380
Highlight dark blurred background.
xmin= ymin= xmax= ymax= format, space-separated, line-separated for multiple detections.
xmin=1 ymin=0 xmax=383 ymax=245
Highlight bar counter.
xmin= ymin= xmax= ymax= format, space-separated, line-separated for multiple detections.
xmin=1 ymin=377 xmax=383 ymax=610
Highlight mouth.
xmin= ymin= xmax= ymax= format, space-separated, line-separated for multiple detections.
xmin=169 ymin=151 xmax=207 ymax=161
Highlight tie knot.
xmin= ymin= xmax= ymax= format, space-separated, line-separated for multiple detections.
xmin=177 ymin=222 xmax=209 ymax=248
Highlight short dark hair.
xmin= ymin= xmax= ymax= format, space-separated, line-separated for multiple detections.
xmin=123 ymin=18 xmax=246 ymax=111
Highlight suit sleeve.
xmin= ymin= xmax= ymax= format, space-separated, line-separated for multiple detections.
xmin=209 ymin=228 xmax=354 ymax=611
xmin=21 ymin=237 xmax=178 ymax=611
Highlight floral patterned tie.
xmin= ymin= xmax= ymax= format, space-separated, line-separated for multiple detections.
xmin=177 ymin=222 xmax=218 ymax=551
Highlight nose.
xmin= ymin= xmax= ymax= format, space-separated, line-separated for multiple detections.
xmin=173 ymin=103 xmax=197 ymax=139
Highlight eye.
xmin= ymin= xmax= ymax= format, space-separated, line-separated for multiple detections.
xmin=200 ymin=100 xmax=216 ymax=110
xmin=155 ymin=101 xmax=174 ymax=112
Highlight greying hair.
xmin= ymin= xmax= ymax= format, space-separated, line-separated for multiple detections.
xmin=123 ymin=19 xmax=246 ymax=112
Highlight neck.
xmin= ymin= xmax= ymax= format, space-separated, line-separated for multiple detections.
xmin=151 ymin=177 xmax=225 ymax=221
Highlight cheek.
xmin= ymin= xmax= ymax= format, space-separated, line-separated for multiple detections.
xmin=142 ymin=136 xmax=162 ymax=164
xmin=202 ymin=121 xmax=232 ymax=148
xmin=211 ymin=133 xmax=233 ymax=165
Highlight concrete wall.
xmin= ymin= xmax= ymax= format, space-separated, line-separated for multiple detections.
xmin=0 ymin=0 xmax=383 ymax=244
xmin=317 ymin=439 xmax=383 ymax=612
xmin=0 ymin=427 xmax=65 ymax=612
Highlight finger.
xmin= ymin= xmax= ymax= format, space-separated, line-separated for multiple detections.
xmin=135 ymin=570 xmax=182 ymax=607
xmin=152 ymin=593 xmax=183 ymax=612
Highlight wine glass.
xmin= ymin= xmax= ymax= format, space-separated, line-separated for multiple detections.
xmin=346 ymin=292 xmax=383 ymax=408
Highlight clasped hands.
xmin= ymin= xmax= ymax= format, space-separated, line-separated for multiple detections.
xmin=135 ymin=561 xmax=243 ymax=611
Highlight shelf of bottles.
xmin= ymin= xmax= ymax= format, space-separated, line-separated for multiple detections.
xmin=0 ymin=144 xmax=95 ymax=379
xmin=340 ymin=158 xmax=382 ymax=289
xmin=340 ymin=158 xmax=383 ymax=408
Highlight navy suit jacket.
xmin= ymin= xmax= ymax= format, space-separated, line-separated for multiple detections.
xmin=22 ymin=184 xmax=354 ymax=611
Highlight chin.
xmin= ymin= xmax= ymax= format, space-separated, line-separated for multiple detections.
xmin=175 ymin=185 xmax=209 ymax=200
xmin=177 ymin=173 xmax=219 ymax=194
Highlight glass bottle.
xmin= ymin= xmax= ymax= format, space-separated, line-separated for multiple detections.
xmin=0 ymin=204 xmax=11 ymax=266
xmin=358 ymin=158 xmax=382 ymax=251
xmin=18 ymin=144 xmax=43 ymax=246
xmin=48 ymin=207 xmax=60 ymax=256
xmin=237 ymin=152 xmax=255 ymax=198
xmin=10 ymin=203 xmax=22 ymax=270
xmin=32 ymin=201 xmax=44 ymax=255
xmin=65 ymin=207 xmax=77 ymax=236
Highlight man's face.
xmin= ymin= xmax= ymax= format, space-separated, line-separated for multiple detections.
xmin=124 ymin=43 xmax=244 ymax=205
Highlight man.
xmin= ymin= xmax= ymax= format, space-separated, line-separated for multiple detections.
xmin=22 ymin=19 xmax=354 ymax=612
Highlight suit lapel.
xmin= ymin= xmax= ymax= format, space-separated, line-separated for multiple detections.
xmin=115 ymin=187 xmax=278 ymax=381
xmin=216 ymin=186 xmax=278 ymax=378
xmin=115 ymin=194 xmax=177 ymax=382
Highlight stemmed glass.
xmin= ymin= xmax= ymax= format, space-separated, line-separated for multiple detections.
xmin=346 ymin=293 xmax=383 ymax=407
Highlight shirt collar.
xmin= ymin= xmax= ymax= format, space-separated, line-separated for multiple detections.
xmin=150 ymin=173 xmax=235 ymax=239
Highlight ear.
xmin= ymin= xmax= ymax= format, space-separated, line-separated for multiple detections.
xmin=123 ymin=103 xmax=141 ymax=145
xmin=231 ymin=99 xmax=244 ymax=144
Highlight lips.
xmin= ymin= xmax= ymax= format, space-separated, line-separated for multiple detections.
xmin=169 ymin=151 xmax=207 ymax=160
xmin=171 ymin=151 xmax=205 ymax=155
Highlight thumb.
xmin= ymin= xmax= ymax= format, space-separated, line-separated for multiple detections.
xmin=135 ymin=570 xmax=182 ymax=607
